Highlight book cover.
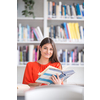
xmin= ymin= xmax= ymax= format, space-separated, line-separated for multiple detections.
xmin=65 ymin=4 xmax=68 ymax=17
xmin=48 ymin=1 xmax=50 ymax=17
xmin=47 ymin=27 xmax=50 ymax=37
xmin=62 ymin=6 xmax=64 ymax=16
xmin=30 ymin=27 xmax=34 ymax=41
xmin=72 ymin=5 xmax=76 ymax=18
xmin=21 ymin=26 xmax=24 ymax=41
xmin=50 ymin=1 xmax=52 ymax=18
xmin=80 ymin=26 xmax=84 ymax=40
xmin=61 ymin=4 xmax=63 ymax=16
xmin=35 ymin=28 xmax=41 ymax=41
xmin=63 ymin=5 xmax=66 ymax=17
xmin=36 ymin=65 xmax=75 ymax=84
xmin=70 ymin=5 xmax=73 ymax=17
xmin=74 ymin=23 xmax=80 ymax=40
xmin=37 ymin=26 xmax=44 ymax=40
xmin=73 ymin=3 xmax=77 ymax=16
xmin=33 ymin=28 xmax=39 ymax=41
xmin=67 ymin=51 xmax=70 ymax=62
xmin=59 ymin=1 xmax=62 ymax=17
xmin=27 ymin=25 xmax=30 ymax=41
xmin=68 ymin=23 xmax=74 ymax=40
xmin=29 ymin=45 xmax=34 ymax=62
xmin=67 ymin=23 xmax=72 ymax=39
xmin=71 ymin=50 xmax=73 ymax=62
xmin=62 ymin=50 xmax=66 ymax=63
xmin=52 ymin=2 xmax=55 ymax=17
xmin=56 ymin=5 xmax=59 ymax=18
xmin=67 ymin=5 xmax=70 ymax=16
xmin=23 ymin=46 xmax=26 ymax=64
xmin=65 ymin=49 xmax=68 ymax=63
xmin=35 ymin=48 xmax=37 ymax=61
xmin=18 ymin=23 xmax=22 ymax=41
xmin=26 ymin=46 xmax=29 ymax=62
xmin=66 ymin=24 xmax=70 ymax=39
xmin=51 ymin=25 xmax=54 ymax=39
xmin=62 ymin=22 xmax=69 ymax=39
xmin=53 ymin=26 xmax=56 ymax=38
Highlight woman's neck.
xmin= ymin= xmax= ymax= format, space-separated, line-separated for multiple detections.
xmin=37 ymin=57 xmax=49 ymax=64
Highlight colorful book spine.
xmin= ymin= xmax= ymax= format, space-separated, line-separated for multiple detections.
xmin=33 ymin=28 xmax=39 ymax=41
xmin=35 ymin=48 xmax=37 ymax=61
xmin=62 ymin=22 xmax=69 ymax=39
xmin=31 ymin=27 xmax=34 ymax=41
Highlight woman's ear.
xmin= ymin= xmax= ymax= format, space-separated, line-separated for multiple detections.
xmin=39 ymin=46 xmax=41 ymax=51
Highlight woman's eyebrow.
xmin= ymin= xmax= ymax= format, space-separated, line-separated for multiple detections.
xmin=44 ymin=46 xmax=53 ymax=49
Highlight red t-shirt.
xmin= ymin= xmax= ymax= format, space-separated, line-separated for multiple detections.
xmin=22 ymin=61 xmax=63 ymax=85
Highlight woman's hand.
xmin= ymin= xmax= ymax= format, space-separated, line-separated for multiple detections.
xmin=50 ymin=74 xmax=64 ymax=85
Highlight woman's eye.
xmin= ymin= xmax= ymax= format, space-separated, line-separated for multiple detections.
xmin=50 ymin=49 xmax=53 ymax=50
xmin=44 ymin=48 xmax=47 ymax=49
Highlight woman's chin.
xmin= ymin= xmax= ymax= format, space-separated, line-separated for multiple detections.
xmin=44 ymin=55 xmax=51 ymax=59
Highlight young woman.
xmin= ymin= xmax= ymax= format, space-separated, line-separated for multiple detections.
xmin=22 ymin=37 xmax=63 ymax=87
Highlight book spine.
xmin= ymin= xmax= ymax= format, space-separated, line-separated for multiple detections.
xmin=29 ymin=45 xmax=34 ymax=62
xmin=59 ymin=1 xmax=62 ymax=17
xmin=52 ymin=2 xmax=55 ymax=17
xmin=35 ymin=48 xmax=37 ymax=61
xmin=70 ymin=5 xmax=72 ymax=16
xmin=33 ymin=28 xmax=39 ymax=41
xmin=23 ymin=46 xmax=26 ymax=64
xmin=73 ymin=3 xmax=77 ymax=16
xmin=67 ymin=5 xmax=70 ymax=16
xmin=26 ymin=46 xmax=29 ymax=62
xmin=18 ymin=23 xmax=22 ymax=41
xmin=51 ymin=25 xmax=54 ymax=39
xmin=37 ymin=26 xmax=44 ymax=40
xmin=53 ymin=26 xmax=56 ymax=38
xmin=31 ymin=27 xmax=34 ymax=41
xmin=17 ymin=47 xmax=19 ymax=65
xmin=73 ymin=51 xmax=75 ymax=62
xmin=48 ymin=1 xmax=50 ymax=17
xmin=35 ymin=28 xmax=41 ymax=41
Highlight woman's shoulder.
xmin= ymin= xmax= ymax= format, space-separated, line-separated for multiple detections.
xmin=50 ymin=62 xmax=61 ymax=67
xmin=26 ymin=61 xmax=39 ymax=67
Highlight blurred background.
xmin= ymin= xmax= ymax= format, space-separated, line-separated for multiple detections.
xmin=17 ymin=0 xmax=84 ymax=86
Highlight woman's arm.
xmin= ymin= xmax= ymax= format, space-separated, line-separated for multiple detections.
xmin=28 ymin=83 xmax=41 ymax=87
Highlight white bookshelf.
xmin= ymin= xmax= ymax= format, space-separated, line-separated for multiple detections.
xmin=47 ymin=18 xmax=84 ymax=21
xmin=17 ymin=0 xmax=84 ymax=85
xmin=17 ymin=17 xmax=44 ymax=20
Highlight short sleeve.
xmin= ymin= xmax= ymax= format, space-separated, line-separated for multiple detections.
xmin=56 ymin=62 xmax=62 ymax=70
xmin=22 ymin=62 xmax=34 ymax=84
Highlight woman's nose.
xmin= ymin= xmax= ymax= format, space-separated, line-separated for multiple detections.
xmin=47 ymin=49 xmax=50 ymax=53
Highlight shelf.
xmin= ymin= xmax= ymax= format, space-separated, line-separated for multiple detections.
xmin=48 ymin=18 xmax=84 ymax=21
xmin=17 ymin=40 xmax=84 ymax=45
xmin=17 ymin=17 xmax=44 ymax=20
xmin=17 ymin=41 xmax=41 ymax=45
xmin=17 ymin=65 xmax=84 ymax=68
xmin=17 ymin=62 xmax=84 ymax=68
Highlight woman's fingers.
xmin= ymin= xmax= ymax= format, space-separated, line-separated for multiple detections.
xmin=56 ymin=74 xmax=59 ymax=80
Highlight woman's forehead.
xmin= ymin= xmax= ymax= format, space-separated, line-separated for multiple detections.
xmin=43 ymin=43 xmax=53 ymax=48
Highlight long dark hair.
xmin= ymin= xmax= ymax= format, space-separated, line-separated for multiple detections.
xmin=38 ymin=37 xmax=60 ymax=63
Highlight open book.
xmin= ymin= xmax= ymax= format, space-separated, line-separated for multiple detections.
xmin=36 ymin=65 xmax=75 ymax=85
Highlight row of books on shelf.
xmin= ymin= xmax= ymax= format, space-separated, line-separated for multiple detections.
xmin=57 ymin=47 xmax=84 ymax=65
xmin=17 ymin=24 xmax=43 ymax=41
xmin=47 ymin=23 xmax=84 ymax=41
xmin=17 ymin=45 xmax=84 ymax=65
xmin=47 ymin=1 xmax=84 ymax=19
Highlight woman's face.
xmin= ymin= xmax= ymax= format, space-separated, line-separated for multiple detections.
xmin=40 ymin=43 xmax=53 ymax=59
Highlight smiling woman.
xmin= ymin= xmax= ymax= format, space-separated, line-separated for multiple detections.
xmin=22 ymin=37 xmax=63 ymax=87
